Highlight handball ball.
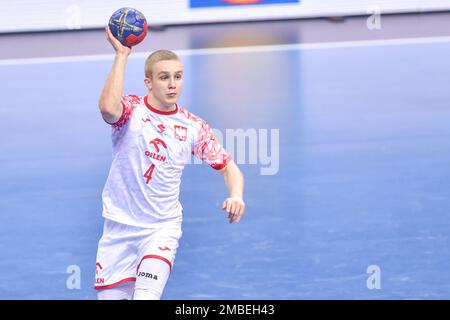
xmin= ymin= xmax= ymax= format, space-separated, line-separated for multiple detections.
xmin=108 ymin=7 xmax=148 ymax=47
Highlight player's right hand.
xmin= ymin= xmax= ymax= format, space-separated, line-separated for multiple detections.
xmin=105 ymin=26 xmax=132 ymax=56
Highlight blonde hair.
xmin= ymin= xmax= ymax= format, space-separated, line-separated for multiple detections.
xmin=144 ymin=50 xmax=180 ymax=79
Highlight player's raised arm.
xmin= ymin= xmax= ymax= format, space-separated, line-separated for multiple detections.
xmin=98 ymin=26 xmax=131 ymax=124
xmin=220 ymin=160 xmax=245 ymax=224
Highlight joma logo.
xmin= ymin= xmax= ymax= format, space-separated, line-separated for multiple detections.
xmin=137 ymin=272 xmax=158 ymax=280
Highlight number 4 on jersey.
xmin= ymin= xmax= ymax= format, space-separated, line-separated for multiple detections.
xmin=144 ymin=164 xmax=155 ymax=184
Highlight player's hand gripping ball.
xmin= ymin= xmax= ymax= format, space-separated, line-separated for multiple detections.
xmin=108 ymin=7 xmax=148 ymax=47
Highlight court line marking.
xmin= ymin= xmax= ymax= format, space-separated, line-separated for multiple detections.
xmin=1 ymin=35 xmax=450 ymax=66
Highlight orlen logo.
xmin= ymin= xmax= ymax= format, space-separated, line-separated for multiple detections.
xmin=95 ymin=262 xmax=103 ymax=275
xmin=95 ymin=262 xmax=105 ymax=284
xmin=149 ymin=138 xmax=167 ymax=153
xmin=95 ymin=277 xmax=105 ymax=284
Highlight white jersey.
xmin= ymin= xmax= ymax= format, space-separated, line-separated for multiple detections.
xmin=102 ymin=94 xmax=231 ymax=228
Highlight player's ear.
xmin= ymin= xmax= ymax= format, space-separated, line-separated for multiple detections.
xmin=144 ymin=77 xmax=152 ymax=90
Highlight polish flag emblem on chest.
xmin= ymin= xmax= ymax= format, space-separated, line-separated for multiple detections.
xmin=174 ymin=125 xmax=188 ymax=141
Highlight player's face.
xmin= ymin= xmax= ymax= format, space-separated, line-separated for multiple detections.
xmin=146 ymin=60 xmax=183 ymax=108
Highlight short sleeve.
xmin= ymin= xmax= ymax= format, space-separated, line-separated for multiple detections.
xmin=193 ymin=120 xmax=231 ymax=170
xmin=110 ymin=95 xmax=138 ymax=129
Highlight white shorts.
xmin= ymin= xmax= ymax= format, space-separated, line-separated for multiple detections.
xmin=94 ymin=218 xmax=182 ymax=291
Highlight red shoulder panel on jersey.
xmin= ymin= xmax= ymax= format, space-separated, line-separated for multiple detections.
xmin=112 ymin=95 xmax=139 ymax=129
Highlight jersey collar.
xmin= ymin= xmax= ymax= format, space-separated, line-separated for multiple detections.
xmin=144 ymin=96 xmax=178 ymax=115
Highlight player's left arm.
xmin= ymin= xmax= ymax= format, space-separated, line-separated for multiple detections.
xmin=220 ymin=159 xmax=245 ymax=223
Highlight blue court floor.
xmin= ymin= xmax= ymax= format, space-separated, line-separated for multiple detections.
xmin=0 ymin=38 xmax=450 ymax=299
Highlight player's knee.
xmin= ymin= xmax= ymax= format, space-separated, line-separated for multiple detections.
xmin=133 ymin=257 xmax=171 ymax=300
xmin=133 ymin=286 xmax=161 ymax=300
xmin=97 ymin=283 xmax=134 ymax=300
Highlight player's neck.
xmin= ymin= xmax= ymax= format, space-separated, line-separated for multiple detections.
xmin=145 ymin=94 xmax=177 ymax=113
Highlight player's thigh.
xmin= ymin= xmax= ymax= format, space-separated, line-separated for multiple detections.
xmin=133 ymin=223 xmax=182 ymax=299
xmin=95 ymin=219 xmax=139 ymax=291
